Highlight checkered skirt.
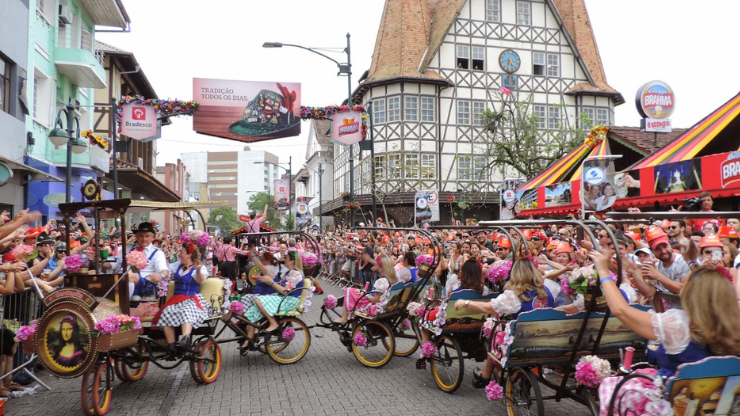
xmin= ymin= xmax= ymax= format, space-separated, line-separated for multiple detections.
xmin=244 ymin=295 xmax=300 ymax=322
xmin=157 ymin=294 xmax=208 ymax=328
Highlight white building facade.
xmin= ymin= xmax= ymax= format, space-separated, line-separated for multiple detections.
xmin=332 ymin=0 xmax=623 ymax=224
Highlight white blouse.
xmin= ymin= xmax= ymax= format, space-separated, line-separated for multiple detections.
xmin=650 ymin=308 xmax=691 ymax=355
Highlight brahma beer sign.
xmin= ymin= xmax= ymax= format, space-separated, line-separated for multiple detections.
xmin=722 ymin=151 xmax=740 ymax=188
xmin=332 ymin=110 xmax=363 ymax=145
xmin=636 ymin=80 xmax=675 ymax=133
xmin=121 ymin=103 xmax=158 ymax=140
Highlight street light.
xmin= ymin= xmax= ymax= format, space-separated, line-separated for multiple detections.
xmin=303 ymin=163 xmax=325 ymax=232
xmin=263 ymin=33 xmax=355 ymax=227
xmin=255 ymin=155 xmax=292 ymax=229
xmin=49 ymin=101 xmax=88 ymax=203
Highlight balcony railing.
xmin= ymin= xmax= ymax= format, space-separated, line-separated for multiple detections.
xmin=56 ymin=28 xmax=104 ymax=66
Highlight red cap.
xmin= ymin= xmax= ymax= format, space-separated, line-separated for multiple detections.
xmin=625 ymin=231 xmax=641 ymax=242
xmin=646 ymin=226 xmax=670 ymax=250
xmin=532 ymin=230 xmax=547 ymax=241
xmin=718 ymin=226 xmax=739 ymax=240
xmin=522 ymin=230 xmax=532 ymax=240
xmin=498 ymin=238 xmax=512 ymax=248
xmin=546 ymin=241 xmax=559 ymax=251
xmin=25 ymin=227 xmax=42 ymax=239
xmin=700 ymin=235 xmax=725 ymax=249
xmin=661 ymin=220 xmax=671 ymax=229
xmin=2 ymin=253 xmax=15 ymax=263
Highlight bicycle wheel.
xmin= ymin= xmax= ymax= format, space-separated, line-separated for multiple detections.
xmin=352 ymin=321 xmax=394 ymax=368
xmin=431 ymin=335 xmax=464 ymax=393
xmin=92 ymin=361 xmax=112 ymax=415
xmin=115 ymin=339 xmax=149 ymax=382
xmin=81 ymin=365 xmax=96 ymax=416
xmin=505 ymin=368 xmax=544 ymax=416
xmin=388 ymin=320 xmax=419 ymax=357
xmin=190 ymin=338 xmax=222 ymax=384
xmin=266 ymin=317 xmax=311 ymax=365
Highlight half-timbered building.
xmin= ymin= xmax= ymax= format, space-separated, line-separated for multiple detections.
xmin=330 ymin=0 xmax=623 ymax=225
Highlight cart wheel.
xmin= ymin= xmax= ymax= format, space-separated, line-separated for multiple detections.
xmin=190 ymin=338 xmax=222 ymax=384
xmin=505 ymin=368 xmax=544 ymax=416
xmin=81 ymin=365 xmax=96 ymax=416
xmin=266 ymin=317 xmax=311 ymax=365
xmin=431 ymin=335 xmax=464 ymax=393
xmin=352 ymin=321 xmax=394 ymax=368
xmin=385 ymin=321 xmax=419 ymax=357
xmin=92 ymin=360 xmax=112 ymax=415
xmin=115 ymin=339 xmax=149 ymax=382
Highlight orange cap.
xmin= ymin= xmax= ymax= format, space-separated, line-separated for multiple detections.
xmin=625 ymin=231 xmax=641 ymax=242
xmin=498 ymin=238 xmax=512 ymax=248
xmin=554 ymin=242 xmax=573 ymax=254
xmin=522 ymin=230 xmax=532 ymax=240
xmin=646 ymin=226 xmax=669 ymax=250
xmin=381 ymin=235 xmax=390 ymax=243
xmin=719 ymin=226 xmax=739 ymax=240
xmin=700 ymin=235 xmax=725 ymax=249
xmin=661 ymin=220 xmax=671 ymax=229
xmin=546 ymin=242 xmax=559 ymax=251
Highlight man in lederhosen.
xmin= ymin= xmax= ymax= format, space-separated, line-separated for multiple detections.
xmin=127 ymin=222 xmax=169 ymax=300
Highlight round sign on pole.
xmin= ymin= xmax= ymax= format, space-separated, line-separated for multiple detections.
xmin=635 ymin=80 xmax=675 ymax=120
xmin=502 ymin=189 xmax=516 ymax=203
xmin=585 ymin=167 xmax=606 ymax=186
xmin=446 ymin=194 xmax=454 ymax=202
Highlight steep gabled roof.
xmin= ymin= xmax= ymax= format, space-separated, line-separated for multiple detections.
xmin=363 ymin=0 xmax=622 ymax=104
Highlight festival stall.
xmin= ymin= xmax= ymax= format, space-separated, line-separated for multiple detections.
xmin=516 ymin=91 xmax=740 ymax=216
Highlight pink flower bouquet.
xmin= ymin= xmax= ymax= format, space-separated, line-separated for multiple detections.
xmin=420 ymin=341 xmax=437 ymax=358
xmin=485 ymin=381 xmax=504 ymax=401
xmin=11 ymin=244 xmax=35 ymax=261
xmin=94 ymin=314 xmax=142 ymax=335
xmin=415 ymin=254 xmax=434 ymax=268
xmin=354 ymin=332 xmax=367 ymax=347
xmin=64 ymin=254 xmax=84 ymax=273
xmin=230 ymin=301 xmax=244 ymax=315
xmin=485 ymin=260 xmax=512 ymax=284
xmin=323 ymin=295 xmax=338 ymax=310
xmin=575 ymin=355 xmax=611 ymax=388
xmin=126 ymin=251 xmax=148 ymax=273
xmin=282 ymin=327 xmax=296 ymax=342
xmin=15 ymin=320 xmax=38 ymax=342
xmin=301 ymin=252 xmax=319 ymax=268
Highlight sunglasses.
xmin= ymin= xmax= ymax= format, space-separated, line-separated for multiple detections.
xmin=57 ymin=250 xmax=66 ymax=254
xmin=598 ymin=234 xmax=608 ymax=239
xmin=462 ymin=235 xmax=470 ymax=238
xmin=558 ymin=232 xmax=568 ymax=236
xmin=531 ymin=237 xmax=542 ymax=242
xmin=496 ymin=247 xmax=506 ymax=251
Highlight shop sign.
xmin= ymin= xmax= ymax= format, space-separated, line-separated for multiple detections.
xmin=274 ymin=179 xmax=289 ymax=211
xmin=721 ymin=151 xmax=740 ymax=188
xmin=43 ymin=193 xmax=68 ymax=207
xmin=120 ymin=103 xmax=158 ymax=140
xmin=332 ymin=110 xmax=364 ymax=145
xmin=500 ymin=178 xmax=523 ymax=220
xmin=635 ymin=80 xmax=675 ymax=120
xmin=644 ymin=119 xmax=673 ymax=133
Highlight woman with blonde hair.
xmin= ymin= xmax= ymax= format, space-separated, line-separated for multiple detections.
xmin=333 ymin=254 xmax=396 ymax=324
xmin=595 ymin=250 xmax=740 ymax=415
xmin=454 ymin=257 xmax=554 ymax=387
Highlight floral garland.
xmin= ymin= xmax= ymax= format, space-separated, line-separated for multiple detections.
xmin=345 ymin=202 xmax=361 ymax=210
xmin=81 ymin=130 xmax=108 ymax=150
xmin=116 ymin=95 xmax=199 ymax=134
xmin=585 ymin=125 xmax=608 ymax=148
xmin=300 ymin=105 xmax=368 ymax=139
xmin=419 ymin=300 xmax=447 ymax=336
xmin=94 ymin=314 xmax=141 ymax=335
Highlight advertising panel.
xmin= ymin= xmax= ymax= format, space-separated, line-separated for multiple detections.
xmin=274 ymin=179 xmax=289 ymax=211
xmin=415 ymin=190 xmax=439 ymax=224
xmin=120 ymin=103 xmax=158 ymax=140
xmin=635 ymin=80 xmax=676 ymax=120
xmin=654 ymin=159 xmax=702 ymax=194
xmin=295 ymin=198 xmax=312 ymax=226
xmin=500 ymin=179 xmax=524 ymax=219
xmin=332 ymin=110 xmax=364 ymax=145
xmin=545 ymin=182 xmax=572 ymax=207
xmin=518 ymin=188 xmax=538 ymax=211
xmin=720 ymin=151 xmax=740 ymax=189
xmin=193 ymin=78 xmax=301 ymax=143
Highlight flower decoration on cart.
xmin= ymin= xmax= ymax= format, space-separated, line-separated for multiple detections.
xmin=93 ymin=314 xmax=142 ymax=336
xmin=11 ymin=244 xmax=36 ymax=262
xmin=179 ymin=230 xmax=211 ymax=250
xmin=323 ymin=295 xmax=338 ymax=310
xmin=81 ymin=130 xmax=108 ymax=150
xmin=398 ymin=319 xmax=411 ymax=332
xmin=229 ymin=300 xmax=244 ymax=315
xmin=419 ymin=299 xmax=447 ymax=336
xmin=15 ymin=320 xmax=38 ymax=342
xmin=116 ymin=95 xmax=199 ymax=134
xmin=406 ymin=302 xmax=426 ymax=320
xmin=420 ymin=341 xmax=437 ymax=358
xmin=301 ymin=252 xmax=319 ymax=268
xmin=64 ymin=254 xmax=85 ymax=273
xmin=487 ymin=318 xmax=515 ymax=368
xmin=282 ymin=327 xmax=296 ymax=342
xmin=574 ymin=355 xmax=611 ymax=388
xmin=353 ymin=331 xmax=367 ymax=347
xmin=561 ymin=266 xmax=600 ymax=297
xmin=485 ymin=381 xmax=504 ymax=401
xmin=300 ymin=105 xmax=368 ymax=139
xmin=485 ymin=260 xmax=512 ymax=284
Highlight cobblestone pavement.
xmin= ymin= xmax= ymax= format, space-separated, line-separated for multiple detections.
xmin=11 ymin=279 xmax=594 ymax=416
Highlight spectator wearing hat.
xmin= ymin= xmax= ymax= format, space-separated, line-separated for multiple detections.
xmin=32 ymin=232 xmax=64 ymax=288
xmin=699 ymin=235 xmax=727 ymax=267
xmin=529 ymin=230 xmax=546 ymax=257
xmin=717 ymin=227 xmax=740 ymax=268
xmin=641 ymin=226 xmax=690 ymax=310
xmin=494 ymin=237 xmax=512 ymax=260
xmin=127 ymin=222 xmax=169 ymax=301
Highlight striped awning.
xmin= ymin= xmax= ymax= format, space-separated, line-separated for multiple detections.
xmin=570 ymin=138 xmax=611 ymax=181
xmin=519 ymin=143 xmax=592 ymax=190
xmin=631 ymin=93 xmax=740 ymax=169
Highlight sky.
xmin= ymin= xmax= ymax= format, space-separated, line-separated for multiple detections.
xmin=98 ymin=0 xmax=740 ymax=173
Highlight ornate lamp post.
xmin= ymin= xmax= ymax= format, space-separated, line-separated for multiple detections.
xmin=48 ymin=101 xmax=88 ymax=203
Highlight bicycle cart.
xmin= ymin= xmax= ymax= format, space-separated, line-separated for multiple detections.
xmin=20 ymin=199 xmax=228 ymax=415
xmin=213 ymin=231 xmax=320 ymax=365
xmin=316 ymin=227 xmax=439 ymax=369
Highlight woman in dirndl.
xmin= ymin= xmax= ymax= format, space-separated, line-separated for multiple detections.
xmin=152 ymin=243 xmax=208 ymax=350
xmin=243 ymin=250 xmax=305 ymax=345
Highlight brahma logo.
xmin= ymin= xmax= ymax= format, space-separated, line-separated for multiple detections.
xmin=721 ymin=152 xmax=740 ymax=188
xmin=132 ymin=107 xmax=146 ymax=120
xmin=338 ymin=118 xmax=359 ymax=136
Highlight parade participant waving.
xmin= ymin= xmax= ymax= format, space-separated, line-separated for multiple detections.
xmin=151 ymin=243 xmax=208 ymax=350
xmin=242 ymin=251 xmax=305 ymax=347
xmin=127 ymin=222 xmax=169 ymax=300
xmin=455 ymin=257 xmax=554 ymax=388
xmin=332 ymin=254 xmax=397 ymax=324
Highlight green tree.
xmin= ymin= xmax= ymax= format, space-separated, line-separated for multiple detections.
xmin=282 ymin=213 xmax=294 ymax=231
xmin=207 ymin=206 xmax=242 ymax=234
xmin=481 ymin=91 xmax=589 ymax=179
xmin=247 ymin=192 xmax=282 ymax=227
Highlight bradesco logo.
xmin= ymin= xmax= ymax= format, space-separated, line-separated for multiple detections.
xmin=636 ymin=80 xmax=675 ymax=120
xmin=721 ymin=151 xmax=740 ymax=188
xmin=132 ymin=107 xmax=146 ymax=120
